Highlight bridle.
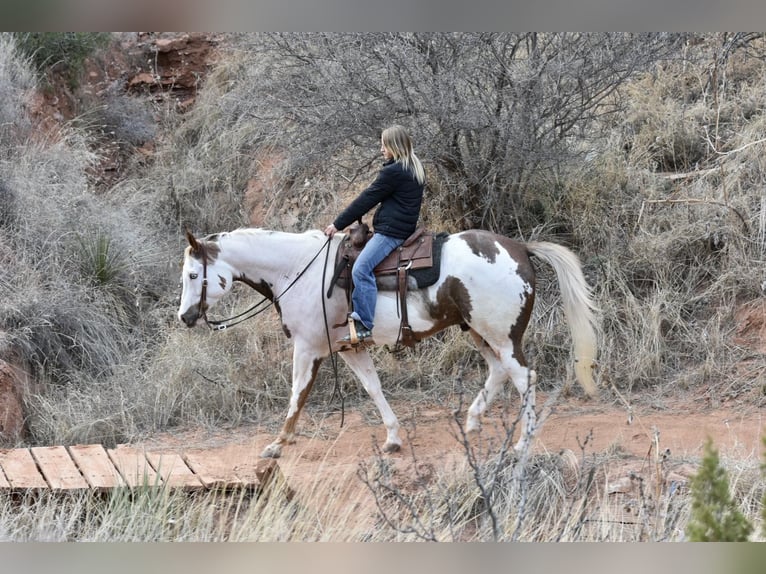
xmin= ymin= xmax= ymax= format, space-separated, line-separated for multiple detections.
xmin=194 ymin=246 xmax=272 ymax=331
xmin=196 ymin=249 xmax=210 ymax=323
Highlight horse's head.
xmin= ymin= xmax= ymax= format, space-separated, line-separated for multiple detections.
xmin=178 ymin=229 xmax=235 ymax=327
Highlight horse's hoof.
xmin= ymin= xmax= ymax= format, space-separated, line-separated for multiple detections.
xmin=513 ymin=442 xmax=529 ymax=455
xmin=465 ymin=417 xmax=481 ymax=434
xmin=382 ymin=442 xmax=401 ymax=454
xmin=260 ymin=444 xmax=282 ymax=459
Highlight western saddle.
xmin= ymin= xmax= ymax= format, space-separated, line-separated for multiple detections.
xmin=328 ymin=221 xmax=434 ymax=348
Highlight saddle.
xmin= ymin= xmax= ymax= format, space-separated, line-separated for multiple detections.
xmin=328 ymin=221 xmax=434 ymax=348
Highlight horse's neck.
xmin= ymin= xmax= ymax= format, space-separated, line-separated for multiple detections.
xmin=222 ymin=229 xmax=325 ymax=283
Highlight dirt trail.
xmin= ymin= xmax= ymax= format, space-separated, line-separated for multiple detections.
xmin=137 ymin=397 xmax=766 ymax=503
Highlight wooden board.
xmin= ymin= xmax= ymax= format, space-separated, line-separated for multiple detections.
xmin=145 ymin=452 xmax=204 ymax=490
xmin=0 ymin=444 xmax=285 ymax=493
xmin=0 ymin=448 xmax=48 ymax=489
xmin=31 ymin=446 xmax=89 ymax=491
xmin=107 ymin=446 xmax=162 ymax=488
xmin=68 ymin=444 xmax=125 ymax=489
xmin=182 ymin=451 xmax=243 ymax=489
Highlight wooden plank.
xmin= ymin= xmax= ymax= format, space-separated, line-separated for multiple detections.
xmin=68 ymin=444 xmax=125 ymax=489
xmin=31 ymin=446 xmax=89 ymax=490
xmin=182 ymin=451 xmax=243 ymax=489
xmin=107 ymin=446 xmax=162 ymax=488
xmin=0 ymin=448 xmax=48 ymax=489
xmin=145 ymin=452 xmax=204 ymax=490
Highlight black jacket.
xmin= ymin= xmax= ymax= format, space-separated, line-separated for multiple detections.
xmin=333 ymin=159 xmax=424 ymax=240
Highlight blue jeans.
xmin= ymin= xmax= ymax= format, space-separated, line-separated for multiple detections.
xmin=350 ymin=233 xmax=404 ymax=330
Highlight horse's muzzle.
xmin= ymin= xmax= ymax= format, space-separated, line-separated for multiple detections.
xmin=180 ymin=307 xmax=200 ymax=327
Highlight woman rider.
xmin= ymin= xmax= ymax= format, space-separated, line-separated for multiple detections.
xmin=324 ymin=125 xmax=426 ymax=344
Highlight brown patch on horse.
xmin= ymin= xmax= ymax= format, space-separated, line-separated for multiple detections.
xmin=279 ymin=357 xmax=323 ymax=437
xmin=236 ymin=275 xmax=275 ymax=301
xmin=187 ymin=236 xmax=221 ymax=264
xmin=459 ymin=230 xmax=501 ymax=263
xmin=496 ymin=236 xmax=536 ymax=285
xmin=494 ymin=235 xmax=536 ymax=365
xmin=235 ymin=275 xmax=286 ymax=335
xmin=460 ymin=232 xmax=536 ymax=285
xmin=416 ymin=276 xmax=473 ymax=339
xmin=509 ymin=290 xmax=535 ymax=366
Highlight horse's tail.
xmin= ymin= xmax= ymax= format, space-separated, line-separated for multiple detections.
xmin=526 ymin=241 xmax=599 ymax=397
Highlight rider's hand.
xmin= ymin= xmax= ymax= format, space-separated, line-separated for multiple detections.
xmin=324 ymin=224 xmax=338 ymax=238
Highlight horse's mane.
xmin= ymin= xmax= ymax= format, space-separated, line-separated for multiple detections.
xmin=225 ymin=227 xmax=326 ymax=240
xmin=197 ymin=228 xmax=327 ymax=262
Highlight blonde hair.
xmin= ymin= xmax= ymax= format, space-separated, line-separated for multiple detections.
xmin=381 ymin=125 xmax=426 ymax=185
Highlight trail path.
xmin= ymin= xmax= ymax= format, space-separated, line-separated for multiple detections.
xmin=137 ymin=396 xmax=766 ymax=508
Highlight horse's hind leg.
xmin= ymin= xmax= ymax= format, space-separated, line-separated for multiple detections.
xmin=339 ymin=350 xmax=402 ymax=453
xmin=465 ymin=331 xmax=509 ymax=433
xmin=465 ymin=330 xmax=538 ymax=451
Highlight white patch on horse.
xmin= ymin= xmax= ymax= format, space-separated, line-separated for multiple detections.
xmin=452 ymin=234 xmax=533 ymax=345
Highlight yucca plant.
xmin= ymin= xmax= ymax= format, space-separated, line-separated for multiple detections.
xmin=76 ymin=230 xmax=126 ymax=288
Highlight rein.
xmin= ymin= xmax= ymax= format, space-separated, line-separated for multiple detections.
xmin=321 ymin=235 xmax=345 ymax=426
xmin=204 ymin=297 xmax=273 ymax=330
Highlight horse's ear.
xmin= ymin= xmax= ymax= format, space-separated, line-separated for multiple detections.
xmin=185 ymin=228 xmax=200 ymax=252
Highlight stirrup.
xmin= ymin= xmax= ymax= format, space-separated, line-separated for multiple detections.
xmin=337 ymin=319 xmax=374 ymax=346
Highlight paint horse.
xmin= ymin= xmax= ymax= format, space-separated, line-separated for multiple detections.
xmin=177 ymin=228 xmax=598 ymax=458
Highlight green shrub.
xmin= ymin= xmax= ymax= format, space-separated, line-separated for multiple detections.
xmin=686 ymin=438 xmax=753 ymax=541
xmin=12 ymin=32 xmax=110 ymax=88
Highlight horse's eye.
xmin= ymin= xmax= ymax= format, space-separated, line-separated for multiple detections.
xmin=190 ymin=272 xmax=198 ymax=280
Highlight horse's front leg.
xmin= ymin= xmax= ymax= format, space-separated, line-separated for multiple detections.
xmin=260 ymin=346 xmax=324 ymax=459
xmin=339 ymin=349 xmax=402 ymax=453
